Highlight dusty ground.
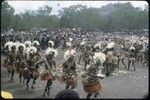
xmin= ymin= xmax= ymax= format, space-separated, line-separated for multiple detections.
xmin=1 ymin=49 xmax=149 ymax=99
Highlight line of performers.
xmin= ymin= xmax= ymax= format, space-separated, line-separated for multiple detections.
xmin=2 ymin=37 xmax=148 ymax=99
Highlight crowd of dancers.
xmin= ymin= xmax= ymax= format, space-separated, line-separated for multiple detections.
xmin=1 ymin=28 xmax=149 ymax=98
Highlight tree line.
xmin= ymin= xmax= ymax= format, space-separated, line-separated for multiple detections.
xmin=1 ymin=1 xmax=148 ymax=32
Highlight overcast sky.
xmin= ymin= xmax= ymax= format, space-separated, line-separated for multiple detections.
xmin=7 ymin=1 xmax=148 ymax=15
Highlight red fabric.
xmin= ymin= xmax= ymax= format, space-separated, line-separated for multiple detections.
xmin=41 ymin=73 xmax=54 ymax=81
xmin=83 ymin=81 xmax=102 ymax=94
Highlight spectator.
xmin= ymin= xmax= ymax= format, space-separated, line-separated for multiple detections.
xmin=55 ymin=89 xmax=79 ymax=99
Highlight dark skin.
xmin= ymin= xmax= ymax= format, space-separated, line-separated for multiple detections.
xmin=117 ymin=50 xmax=127 ymax=69
xmin=3 ymin=46 xmax=10 ymax=68
xmin=134 ymin=43 xmax=143 ymax=64
xmin=143 ymin=48 xmax=149 ymax=66
xmin=16 ymin=46 xmax=27 ymax=83
xmin=7 ymin=46 xmax=16 ymax=80
xmin=104 ymin=58 xmax=112 ymax=76
xmin=78 ymin=47 xmax=92 ymax=71
xmin=45 ymin=53 xmax=56 ymax=70
xmin=84 ymin=65 xmax=101 ymax=99
xmin=25 ymin=53 xmax=39 ymax=90
xmin=43 ymin=54 xmax=56 ymax=96
xmin=4 ymin=46 xmax=10 ymax=56
xmin=127 ymin=50 xmax=136 ymax=71
xmin=62 ymin=56 xmax=77 ymax=89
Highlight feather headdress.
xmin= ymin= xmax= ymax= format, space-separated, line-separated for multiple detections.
xmin=66 ymin=42 xmax=72 ymax=47
xmin=69 ymin=38 xmax=73 ymax=42
xmin=30 ymin=46 xmax=37 ymax=53
xmin=129 ymin=46 xmax=135 ymax=50
xmin=106 ymin=51 xmax=113 ymax=58
xmin=48 ymin=40 xmax=54 ymax=47
xmin=26 ymin=46 xmax=37 ymax=54
xmin=45 ymin=47 xmax=58 ymax=57
xmin=94 ymin=41 xmax=101 ymax=48
xmin=16 ymin=43 xmax=26 ymax=51
xmin=93 ymin=52 xmax=106 ymax=65
xmin=14 ymin=42 xmax=21 ymax=52
xmin=8 ymin=42 xmax=16 ymax=51
xmin=80 ymin=41 xmax=86 ymax=45
xmin=64 ymin=49 xmax=76 ymax=60
xmin=106 ymin=41 xmax=115 ymax=49
xmin=4 ymin=41 xmax=13 ymax=48
xmin=32 ymin=40 xmax=40 ymax=46
xmin=24 ymin=41 xmax=32 ymax=47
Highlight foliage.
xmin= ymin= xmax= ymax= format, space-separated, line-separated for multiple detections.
xmin=1 ymin=1 xmax=148 ymax=32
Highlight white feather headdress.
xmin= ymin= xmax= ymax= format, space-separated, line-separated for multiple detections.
xmin=32 ymin=40 xmax=40 ymax=46
xmin=64 ymin=49 xmax=76 ymax=60
xmin=94 ymin=41 xmax=101 ymax=48
xmin=83 ymin=38 xmax=86 ymax=41
xmin=8 ymin=42 xmax=16 ymax=51
xmin=105 ymin=51 xmax=114 ymax=60
xmin=66 ymin=42 xmax=72 ymax=47
xmin=26 ymin=46 xmax=37 ymax=54
xmin=72 ymin=28 xmax=76 ymax=31
xmin=129 ymin=46 xmax=135 ymax=50
xmin=24 ymin=41 xmax=32 ymax=47
xmin=26 ymin=47 xmax=30 ymax=54
xmin=69 ymin=38 xmax=73 ymax=42
xmin=80 ymin=41 xmax=86 ymax=45
xmin=106 ymin=41 xmax=115 ymax=49
xmin=14 ymin=42 xmax=21 ymax=52
xmin=45 ymin=47 xmax=58 ymax=57
xmin=30 ymin=46 xmax=37 ymax=53
xmin=93 ymin=52 xmax=106 ymax=65
xmin=4 ymin=41 xmax=13 ymax=48
xmin=48 ymin=40 xmax=54 ymax=47
xmin=16 ymin=43 xmax=26 ymax=52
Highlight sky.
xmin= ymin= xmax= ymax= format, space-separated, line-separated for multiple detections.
xmin=6 ymin=1 xmax=148 ymax=15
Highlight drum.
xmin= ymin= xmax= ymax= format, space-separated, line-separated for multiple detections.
xmin=82 ymin=80 xmax=101 ymax=94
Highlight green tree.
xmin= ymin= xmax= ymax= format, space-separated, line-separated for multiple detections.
xmin=1 ymin=1 xmax=15 ymax=31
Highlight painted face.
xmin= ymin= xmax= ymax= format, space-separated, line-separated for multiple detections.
xmin=48 ymin=52 xmax=54 ymax=59
xmin=48 ymin=43 xmax=52 ymax=47
xmin=11 ymin=46 xmax=16 ymax=52
xmin=68 ymin=55 xmax=74 ymax=61
xmin=29 ymin=51 xmax=34 ymax=57
xmin=5 ymin=46 xmax=9 ymax=50
xmin=26 ymin=44 xmax=29 ymax=47
xmin=19 ymin=46 xmax=24 ymax=52
xmin=33 ymin=44 xmax=38 ymax=47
